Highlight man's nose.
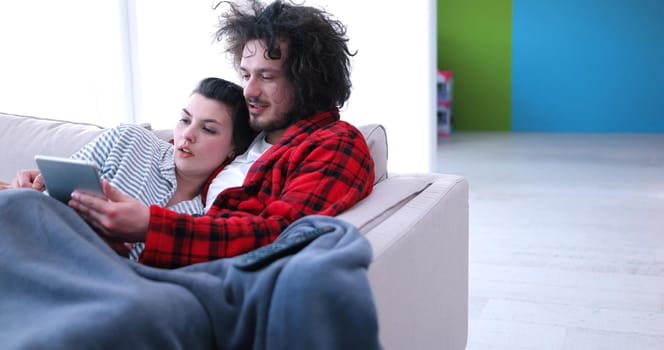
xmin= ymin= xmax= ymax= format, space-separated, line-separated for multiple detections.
xmin=243 ymin=76 xmax=260 ymax=99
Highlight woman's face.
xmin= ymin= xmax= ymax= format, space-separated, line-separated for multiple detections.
xmin=173 ymin=93 xmax=235 ymax=180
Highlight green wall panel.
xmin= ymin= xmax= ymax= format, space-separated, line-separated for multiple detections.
xmin=438 ymin=0 xmax=512 ymax=131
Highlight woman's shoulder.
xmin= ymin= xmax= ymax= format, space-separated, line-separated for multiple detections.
xmin=112 ymin=123 xmax=156 ymax=135
xmin=110 ymin=124 xmax=165 ymax=143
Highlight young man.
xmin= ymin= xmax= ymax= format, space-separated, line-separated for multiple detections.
xmin=65 ymin=0 xmax=375 ymax=268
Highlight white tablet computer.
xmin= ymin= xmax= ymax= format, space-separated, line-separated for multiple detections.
xmin=34 ymin=155 xmax=104 ymax=203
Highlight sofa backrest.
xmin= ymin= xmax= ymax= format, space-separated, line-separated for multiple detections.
xmin=357 ymin=124 xmax=388 ymax=185
xmin=0 ymin=112 xmax=106 ymax=181
xmin=0 ymin=111 xmax=388 ymax=185
xmin=156 ymin=123 xmax=389 ymax=185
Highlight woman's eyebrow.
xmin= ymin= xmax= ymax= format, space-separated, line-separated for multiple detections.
xmin=183 ymin=109 xmax=223 ymax=125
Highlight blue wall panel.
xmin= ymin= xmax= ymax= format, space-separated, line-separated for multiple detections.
xmin=512 ymin=0 xmax=664 ymax=132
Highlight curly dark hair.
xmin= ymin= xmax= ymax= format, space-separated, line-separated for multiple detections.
xmin=193 ymin=77 xmax=254 ymax=155
xmin=213 ymin=0 xmax=356 ymax=121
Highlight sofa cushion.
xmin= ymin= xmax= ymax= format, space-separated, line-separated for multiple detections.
xmin=0 ymin=112 xmax=106 ymax=181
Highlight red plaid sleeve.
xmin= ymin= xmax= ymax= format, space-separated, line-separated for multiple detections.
xmin=139 ymin=113 xmax=374 ymax=268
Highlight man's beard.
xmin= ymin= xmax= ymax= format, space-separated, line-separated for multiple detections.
xmin=249 ymin=112 xmax=296 ymax=132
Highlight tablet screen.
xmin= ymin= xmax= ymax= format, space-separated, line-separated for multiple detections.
xmin=34 ymin=155 xmax=104 ymax=203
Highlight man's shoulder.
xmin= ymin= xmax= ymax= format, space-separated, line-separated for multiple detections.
xmin=300 ymin=120 xmax=370 ymax=157
xmin=282 ymin=113 xmax=368 ymax=154
xmin=314 ymin=120 xmax=363 ymax=140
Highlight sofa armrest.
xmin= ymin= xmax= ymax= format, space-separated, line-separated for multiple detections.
xmin=337 ymin=173 xmax=469 ymax=350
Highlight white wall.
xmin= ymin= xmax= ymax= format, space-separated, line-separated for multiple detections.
xmin=131 ymin=0 xmax=438 ymax=173
xmin=322 ymin=1 xmax=438 ymax=173
xmin=0 ymin=0 xmax=437 ymax=173
xmin=128 ymin=1 xmax=239 ymax=131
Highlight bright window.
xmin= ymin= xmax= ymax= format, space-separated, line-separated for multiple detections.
xmin=0 ymin=0 xmax=131 ymax=127
xmin=0 ymin=0 xmax=437 ymax=172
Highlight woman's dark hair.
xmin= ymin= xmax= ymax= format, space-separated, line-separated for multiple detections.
xmin=214 ymin=0 xmax=356 ymax=121
xmin=193 ymin=77 xmax=253 ymax=156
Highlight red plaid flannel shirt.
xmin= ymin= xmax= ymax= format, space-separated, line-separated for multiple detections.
xmin=139 ymin=110 xmax=375 ymax=268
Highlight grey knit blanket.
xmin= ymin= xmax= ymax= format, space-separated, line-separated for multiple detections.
xmin=0 ymin=189 xmax=380 ymax=349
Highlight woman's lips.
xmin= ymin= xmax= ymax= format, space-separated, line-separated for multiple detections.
xmin=177 ymin=147 xmax=193 ymax=158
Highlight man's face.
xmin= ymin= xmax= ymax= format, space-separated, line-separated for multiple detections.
xmin=239 ymin=39 xmax=295 ymax=143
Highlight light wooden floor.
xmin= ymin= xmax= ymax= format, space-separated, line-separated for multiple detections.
xmin=436 ymin=132 xmax=664 ymax=350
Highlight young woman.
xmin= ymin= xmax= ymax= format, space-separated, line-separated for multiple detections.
xmin=71 ymin=77 xmax=251 ymax=213
xmin=9 ymin=77 xmax=253 ymax=259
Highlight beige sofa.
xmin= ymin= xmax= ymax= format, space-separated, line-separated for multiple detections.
xmin=0 ymin=111 xmax=469 ymax=350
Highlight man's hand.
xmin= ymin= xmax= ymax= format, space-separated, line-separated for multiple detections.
xmin=10 ymin=169 xmax=45 ymax=190
xmin=103 ymin=240 xmax=133 ymax=257
xmin=69 ymin=180 xmax=150 ymax=243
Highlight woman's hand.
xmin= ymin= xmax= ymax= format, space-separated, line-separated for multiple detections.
xmin=69 ymin=180 xmax=150 ymax=243
xmin=0 ymin=180 xmax=12 ymax=190
xmin=10 ymin=169 xmax=45 ymax=190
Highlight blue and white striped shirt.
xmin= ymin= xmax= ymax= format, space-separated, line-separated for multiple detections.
xmin=71 ymin=124 xmax=204 ymax=259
